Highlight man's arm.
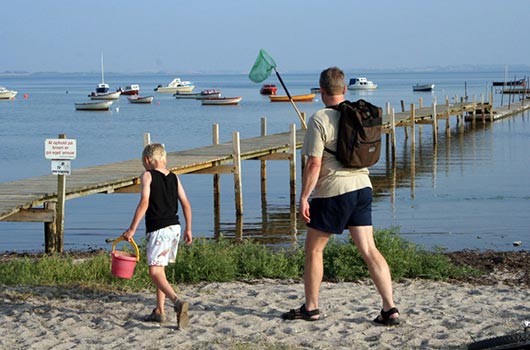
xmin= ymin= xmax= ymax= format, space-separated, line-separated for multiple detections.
xmin=299 ymin=155 xmax=322 ymax=223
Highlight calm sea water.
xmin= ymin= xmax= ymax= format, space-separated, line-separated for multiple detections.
xmin=1 ymin=70 xmax=529 ymax=252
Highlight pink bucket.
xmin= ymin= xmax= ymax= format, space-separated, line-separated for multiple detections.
xmin=111 ymin=237 xmax=140 ymax=279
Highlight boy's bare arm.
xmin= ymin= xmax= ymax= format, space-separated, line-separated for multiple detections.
xmin=123 ymin=171 xmax=151 ymax=241
xmin=177 ymin=176 xmax=193 ymax=245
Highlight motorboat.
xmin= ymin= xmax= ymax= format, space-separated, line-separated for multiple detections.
xmin=74 ymin=100 xmax=113 ymax=111
xmin=260 ymin=84 xmax=278 ymax=95
xmin=269 ymin=93 xmax=315 ymax=102
xmin=154 ymin=78 xmax=195 ymax=93
xmin=89 ymin=54 xmax=121 ymax=100
xmin=492 ymin=78 xmax=526 ymax=87
xmin=413 ymin=83 xmax=435 ymax=92
xmin=347 ymin=77 xmax=377 ymax=90
xmin=117 ymin=84 xmax=140 ymax=95
xmin=310 ymin=87 xmax=321 ymax=93
xmin=174 ymin=89 xmax=221 ymax=99
xmin=195 ymin=89 xmax=221 ymax=100
xmin=0 ymin=86 xmax=17 ymax=99
xmin=201 ymin=96 xmax=242 ymax=105
xmin=127 ymin=95 xmax=154 ymax=104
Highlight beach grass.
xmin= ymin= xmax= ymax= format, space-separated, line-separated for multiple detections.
xmin=0 ymin=228 xmax=480 ymax=292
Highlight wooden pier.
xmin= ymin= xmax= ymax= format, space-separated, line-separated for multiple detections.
xmin=2 ymin=96 xmax=530 ymax=252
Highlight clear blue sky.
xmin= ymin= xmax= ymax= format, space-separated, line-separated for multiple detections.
xmin=1 ymin=0 xmax=529 ymax=74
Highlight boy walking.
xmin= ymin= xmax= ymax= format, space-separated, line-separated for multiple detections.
xmin=122 ymin=143 xmax=193 ymax=329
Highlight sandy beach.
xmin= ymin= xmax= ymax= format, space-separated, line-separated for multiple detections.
xmin=1 ymin=276 xmax=529 ymax=350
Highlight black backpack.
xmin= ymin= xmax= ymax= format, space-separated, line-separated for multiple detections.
xmin=324 ymin=99 xmax=383 ymax=168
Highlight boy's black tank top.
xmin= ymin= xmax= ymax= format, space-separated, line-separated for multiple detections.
xmin=145 ymin=170 xmax=180 ymax=233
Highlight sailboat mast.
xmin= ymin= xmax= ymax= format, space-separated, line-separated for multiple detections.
xmin=101 ymin=53 xmax=104 ymax=84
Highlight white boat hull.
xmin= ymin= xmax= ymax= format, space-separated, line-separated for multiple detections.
xmin=128 ymin=96 xmax=154 ymax=104
xmin=155 ymin=85 xmax=195 ymax=93
xmin=201 ymin=97 xmax=242 ymax=105
xmin=89 ymin=91 xmax=121 ymax=100
xmin=0 ymin=90 xmax=17 ymax=100
xmin=75 ymin=101 xmax=113 ymax=111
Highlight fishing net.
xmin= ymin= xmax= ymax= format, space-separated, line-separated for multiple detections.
xmin=249 ymin=49 xmax=277 ymax=83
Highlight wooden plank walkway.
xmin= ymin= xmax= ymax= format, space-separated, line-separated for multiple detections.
xmin=0 ymin=131 xmax=305 ymax=221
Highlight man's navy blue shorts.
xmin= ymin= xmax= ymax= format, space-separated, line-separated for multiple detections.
xmin=307 ymin=187 xmax=372 ymax=234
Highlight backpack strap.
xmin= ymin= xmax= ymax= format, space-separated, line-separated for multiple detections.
xmin=323 ymin=101 xmax=347 ymax=156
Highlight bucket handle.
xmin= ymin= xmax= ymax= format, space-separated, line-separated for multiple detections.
xmin=112 ymin=236 xmax=140 ymax=262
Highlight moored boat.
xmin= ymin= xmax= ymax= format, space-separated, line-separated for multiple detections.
xmin=413 ymin=83 xmax=435 ymax=92
xmin=310 ymin=87 xmax=320 ymax=93
xmin=269 ymin=93 xmax=315 ymax=102
xmin=155 ymin=78 xmax=195 ymax=93
xmin=0 ymin=86 xmax=17 ymax=99
xmin=89 ymin=87 xmax=121 ymax=100
xmin=74 ymin=100 xmax=113 ymax=111
xmin=347 ymin=77 xmax=377 ymax=90
xmin=117 ymin=84 xmax=140 ymax=95
xmin=128 ymin=95 xmax=154 ymax=104
xmin=201 ymin=96 xmax=242 ymax=105
xmin=492 ymin=78 xmax=525 ymax=87
xmin=195 ymin=89 xmax=221 ymax=100
xmin=89 ymin=55 xmax=121 ymax=100
xmin=260 ymin=84 xmax=278 ymax=95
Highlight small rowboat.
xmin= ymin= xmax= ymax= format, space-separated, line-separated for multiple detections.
xmin=128 ymin=95 xmax=154 ymax=104
xmin=269 ymin=93 xmax=315 ymax=102
xmin=201 ymin=96 xmax=242 ymax=106
xmin=412 ymin=84 xmax=435 ymax=92
xmin=74 ymin=101 xmax=113 ymax=111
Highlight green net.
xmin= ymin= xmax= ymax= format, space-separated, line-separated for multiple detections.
xmin=248 ymin=49 xmax=277 ymax=83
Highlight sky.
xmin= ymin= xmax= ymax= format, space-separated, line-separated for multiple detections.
xmin=1 ymin=0 xmax=529 ymax=74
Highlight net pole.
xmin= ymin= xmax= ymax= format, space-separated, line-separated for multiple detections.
xmin=274 ymin=68 xmax=307 ymax=129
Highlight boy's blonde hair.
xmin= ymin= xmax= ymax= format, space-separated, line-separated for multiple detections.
xmin=142 ymin=143 xmax=166 ymax=164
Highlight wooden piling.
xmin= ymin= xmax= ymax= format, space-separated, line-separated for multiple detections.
xmin=232 ymin=132 xmax=243 ymax=217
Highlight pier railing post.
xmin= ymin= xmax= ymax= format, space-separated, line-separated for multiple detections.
xmin=432 ymin=98 xmax=438 ymax=145
xmin=261 ymin=118 xmax=268 ymax=202
xmin=232 ymin=132 xmax=243 ymax=217
xmin=410 ymin=104 xmax=416 ymax=149
xmin=289 ymin=124 xmax=297 ymax=217
xmin=390 ymin=108 xmax=397 ymax=163
xmin=212 ymin=124 xmax=221 ymax=237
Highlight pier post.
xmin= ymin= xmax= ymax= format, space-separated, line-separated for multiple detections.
xmin=289 ymin=124 xmax=297 ymax=220
xmin=232 ymin=132 xmax=243 ymax=217
xmin=260 ymin=118 xmax=268 ymax=201
xmin=300 ymin=112 xmax=307 ymax=172
xmin=390 ymin=108 xmax=397 ymax=163
xmin=410 ymin=104 xmax=416 ymax=149
xmin=401 ymin=100 xmax=408 ymax=139
xmin=143 ymin=133 xmax=151 ymax=146
xmin=489 ymin=92 xmax=494 ymax=121
xmin=212 ymin=124 xmax=221 ymax=237
xmin=432 ymin=99 xmax=438 ymax=145
xmin=445 ymin=97 xmax=451 ymax=137
xmin=44 ymin=202 xmax=57 ymax=253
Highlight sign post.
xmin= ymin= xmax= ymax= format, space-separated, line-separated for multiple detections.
xmin=44 ymin=134 xmax=77 ymax=253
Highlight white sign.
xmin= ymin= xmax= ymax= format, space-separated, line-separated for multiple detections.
xmin=51 ymin=160 xmax=71 ymax=175
xmin=45 ymin=138 xmax=77 ymax=160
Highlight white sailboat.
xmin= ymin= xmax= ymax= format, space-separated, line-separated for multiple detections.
xmin=89 ymin=53 xmax=121 ymax=100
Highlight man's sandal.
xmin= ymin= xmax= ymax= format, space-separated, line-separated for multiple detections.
xmin=174 ymin=299 xmax=190 ymax=329
xmin=282 ymin=304 xmax=320 ymax=321
xmin=373 ymin=307 xmax=400 ymax=326
xmin=144 ymin=308 xmax=166 ymax=323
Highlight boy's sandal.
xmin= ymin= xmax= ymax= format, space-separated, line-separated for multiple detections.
xmin=174 ymin=299 xmax=190 ymax=329
xmin=282 ymin=304 xmax=320 ymax=321
xmin=373 ymin=307 xmax=400 ymax=326
xmin=144 ymin=308 xmax=166 ymax=323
